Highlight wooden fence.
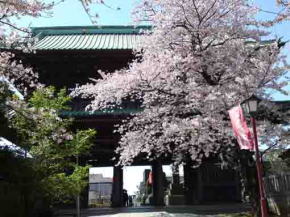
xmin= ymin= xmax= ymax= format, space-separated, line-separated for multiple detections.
xmin=264 ymin=173 xmax=290 ymax=216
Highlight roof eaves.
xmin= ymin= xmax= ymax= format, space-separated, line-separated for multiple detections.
xmin=31 ymin=25 xmax=152 ymax=37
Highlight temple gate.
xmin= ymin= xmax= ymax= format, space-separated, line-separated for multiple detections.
xmin=18 ymin=25 xmax=242 ymax=207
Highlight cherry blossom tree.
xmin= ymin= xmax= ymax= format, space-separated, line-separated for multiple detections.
xmin=74 ymin=0 xmax=289 ymax=166
xmin=0 ymin=1 xmax=54 ymax=91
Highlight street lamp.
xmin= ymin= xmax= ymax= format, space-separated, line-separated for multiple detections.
xmin=242 ymin=95 xmax=259 ymax=116
xmin=242 ymin=95 xmax=268 ymax=217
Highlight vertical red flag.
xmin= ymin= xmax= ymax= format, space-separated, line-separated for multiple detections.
xmin=228 ymin=105 xmax=254 ymax=151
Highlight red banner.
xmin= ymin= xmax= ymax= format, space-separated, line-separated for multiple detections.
xmin=147 ymin=171 xmax=153 ymax=185
xmin=228 ymin=105 xmax=254 ymax=151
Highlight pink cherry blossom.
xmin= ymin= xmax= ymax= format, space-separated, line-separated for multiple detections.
xmin=74 ymin=0 xmax=290 ymax=166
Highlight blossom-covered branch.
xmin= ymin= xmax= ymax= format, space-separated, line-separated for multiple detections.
xmin=74 ymin=0 xmax=289 ymax=166
xmin=0 ymin=0 xmax=53 ymax=95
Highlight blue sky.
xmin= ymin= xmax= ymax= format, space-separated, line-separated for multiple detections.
xmin=18 ymin=0 xmax=135 ymax=27
xmin=19 ymin=0 xmax=290 ymax=39
xmin=255 ymin=1 xmax=290 ymax=100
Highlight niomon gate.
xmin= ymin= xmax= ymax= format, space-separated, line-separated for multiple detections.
xmin=20 ymin=26 xmax=241 ymax=208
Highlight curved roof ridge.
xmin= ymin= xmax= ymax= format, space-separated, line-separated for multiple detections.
xmin=31 ymin=25 xmax=152 ymax=37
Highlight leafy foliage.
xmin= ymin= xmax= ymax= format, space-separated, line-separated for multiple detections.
xmin=8 ymin=86 xmax=96 ymax=203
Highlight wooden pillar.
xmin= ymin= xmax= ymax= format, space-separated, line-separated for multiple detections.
xmin=183 ymin=163 xmax=200 ymax=205
xmin=197 ymin=167 xmax=203 ymax=203
xmin=152 ymin=160 xmax=164 ymax=206
xmin=183 ymin=163 xmax=193 ymax=205
xmin=111 ymin=166 xmax=123 ymax=207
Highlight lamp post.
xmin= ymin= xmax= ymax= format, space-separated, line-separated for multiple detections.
xmin=242 ymin=95 xmax=268 ymax=217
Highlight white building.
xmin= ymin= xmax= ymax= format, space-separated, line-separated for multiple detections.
xmin=88 ymin=174 xmax=113 ymax=207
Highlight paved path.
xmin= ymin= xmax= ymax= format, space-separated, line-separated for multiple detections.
xmin=99 ymin=212 xmax=216 ymax=217
xmin=55 ymin=204 xmax=251 ymax=217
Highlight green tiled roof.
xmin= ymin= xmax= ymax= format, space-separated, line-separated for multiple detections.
xmin=31 ymin=25 xmax=151 ymax=51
